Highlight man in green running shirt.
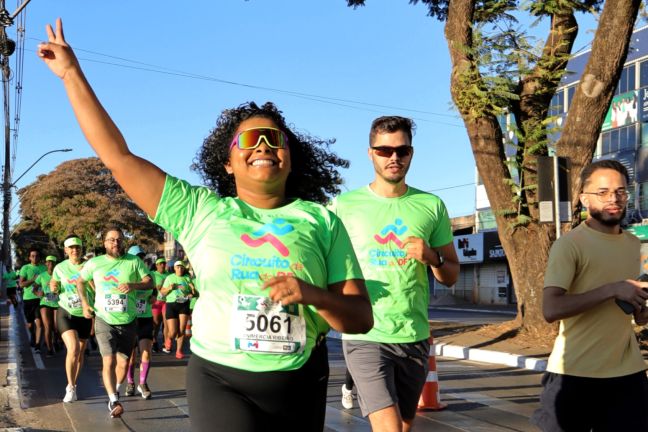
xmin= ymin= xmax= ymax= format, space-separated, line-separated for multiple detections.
xmin=330 ymin=116 xmax=459 ymax=432
xmin=20 ymin=248 xmax=47 ymax=353
xmin=76 ymin=227 xmax=152 ymax=418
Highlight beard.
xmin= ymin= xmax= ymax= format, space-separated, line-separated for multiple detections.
xmin=588 ymin=206 xmax=626 ymax=227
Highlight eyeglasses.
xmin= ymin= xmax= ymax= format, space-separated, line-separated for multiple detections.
xmin=370 ymin=146 xmax=413 ymax=158
xmin=105 ymin=238 xmax=124 ymax=243
xmin=581 ymin=190 xmax=629 ymax=202
xmin=229 ymin=127 xmax=289 ymax=151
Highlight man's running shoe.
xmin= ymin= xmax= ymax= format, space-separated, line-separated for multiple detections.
xmin=341 ymin=384 xmax=354 ymax=409
xmin=137 ymin=383 xmax=152 ymax=400
xmin=63 ymin=385 xmax=76 ymax=403
xmin=125 ymin=383 xmax=135 ymax=397
xmin=152 ymin=342 xmax=159 ymax=352
xmin=162 ymin=347 xmax=171 ymax=354
xmin=46 ymin=349 xmax=54 ymax=358
xmin=34 ymin=346 xmax=41 ymax=354
xmin=108 ymin=400 xmax=124 ymax=418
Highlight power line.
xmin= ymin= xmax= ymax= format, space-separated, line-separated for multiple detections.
xmin=26 ymin=39 xmax=464 ymax=128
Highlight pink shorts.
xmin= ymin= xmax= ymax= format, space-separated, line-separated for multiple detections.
xmin=152 ymin=300 xmax=166 ymax=317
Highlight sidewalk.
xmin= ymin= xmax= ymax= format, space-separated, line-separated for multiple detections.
xmin=0 ymin=301 xmax=25 ymax=430
xmin=429 ymin=304 xmax=550 ymax=372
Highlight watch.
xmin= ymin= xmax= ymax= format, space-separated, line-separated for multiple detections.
xmin=432 ymin=250 xmax=445 ymax=268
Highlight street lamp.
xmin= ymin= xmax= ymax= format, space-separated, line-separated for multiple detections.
xmin=1 ymin=148 xmax=72 ymax=268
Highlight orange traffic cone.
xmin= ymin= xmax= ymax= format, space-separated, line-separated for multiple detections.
xmin=417 ymin=336 xmax=447 ymax=411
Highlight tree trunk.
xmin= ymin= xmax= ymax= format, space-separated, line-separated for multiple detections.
xmin=446 ymin=0 xmax=641 ymax=335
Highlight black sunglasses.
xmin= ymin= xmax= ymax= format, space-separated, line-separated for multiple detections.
xmin=371 ymin=146 xmax=413 ymax=158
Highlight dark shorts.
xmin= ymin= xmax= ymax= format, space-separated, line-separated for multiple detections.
xmin=57 ymin=309 xmax=93 ymax=340
xmin=23 ymin=299 xmax=41 ymax=323
xmin=94 ymin=316 xmax=137 ymax=359
xmin=531 ymin=371 xmax=648 ymax=432
xmin=40 ymin=305 xmax=59 ymax=311
xmin=6 ymin=287 xmax=16 ymax=298
xmin=343 ymin=339 xmax=429 ymax=419
xmin=136 ymin=317 xmax=154 ymax=340
xmin=187 ymin=338 xmax=328 ymax=432
xmin=165 ymin=301 xmax=190 ymax=319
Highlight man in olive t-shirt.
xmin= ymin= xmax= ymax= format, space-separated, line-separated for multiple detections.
xmin=330 ymin=116 xmax=459 ymax=432
xmin=76 ymin=227 xmax=152 ymax=418
xmin=533 ymin=160 xmax=648 ymax=431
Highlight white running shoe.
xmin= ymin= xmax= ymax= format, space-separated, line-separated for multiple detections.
xmin=341 ymin=384 xmax=354 ymax=409
xmin=63 ymin=385 xmax=76 ymax=403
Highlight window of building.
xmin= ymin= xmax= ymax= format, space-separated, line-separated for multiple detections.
xmin=641 ymin=61 xmax=648 ymax=88
xmin=549 ymin=92 xmax=563 ymax=117
xmin=615 ymin=65 xmax=636 ymax=95
xmin=639 ymin=182 xmax=648 ymax=212
xmin=601 ymin=125 xmax=638 ymax=155
xmin=567 ymin=86 xmax=576 ymax=110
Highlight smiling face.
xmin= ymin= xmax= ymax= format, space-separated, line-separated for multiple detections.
xmin=65 ymin=245 xmax=82 ymax=263
xmin=225 ymin=117 xmax=291 ymax=201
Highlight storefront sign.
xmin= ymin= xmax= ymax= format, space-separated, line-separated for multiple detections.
xmin=483 ymin=230 xmax=507 ymax=262
xmin=453 ymin=233 xmax=483 ymax=264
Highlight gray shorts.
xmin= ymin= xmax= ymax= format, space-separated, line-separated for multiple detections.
xmin=94 ymin=316 xmax=137 ymax=359
xmin=343 ymin=339 xmax=429 ymax=419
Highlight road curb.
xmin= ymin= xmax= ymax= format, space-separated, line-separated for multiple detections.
xmin=429 ymin=306 xmax=518 ymax=316
xmin=327 ymin=330 xmax=547 ymax=372
xmin=434 ymin=342 xmax=547 ymax=372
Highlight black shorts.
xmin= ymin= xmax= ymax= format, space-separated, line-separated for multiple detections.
xmin=40 ymin=305 xmax=59 ymax=312
xmin=57 ymin=309 xmax=93 ymax=340
xmin=6 ymin=287 xmax=16 ymax=298
xmin=187 ymin=338 xmax=329 ymax=432
xmin=23 ymin=299 xmax=41 ymax=323
xmin=136 ymin=317 xmax=154 ymax=340
xmin=165 ymin=301 xmax=190 ymax=319
xmin=531 ymin=371 xmax=648 ymax=431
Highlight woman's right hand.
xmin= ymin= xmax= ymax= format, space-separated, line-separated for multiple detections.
xmin=37 ymin=18 xmax=79 ymax=80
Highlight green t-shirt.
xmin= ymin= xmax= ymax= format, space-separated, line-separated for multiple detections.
xmin=152 ymin=271 xmax=168 ymax=301
xmin=36 ymin=272 xmax=58 ymax=307
xmin=3 ymin=271 xmax=17 ymax=288
xmin=163 ymin=273 xmax=193 ymax=303
xmin=135 ymin=288 xmax=154 ymax=318
xmin=52 ymin=260 xmax=87 ymax=317
xmin=190 ymin=277 xmax=199 ymax=309
xmin=330 ymin=185 xmax=453 ymax=343
xmin=152 ymin=175 xmax=363 ymax=372
xmin=19 ymin=264 xmax=47 ymax=301
xmin=79 ymin=254 xmax=150 ymax=325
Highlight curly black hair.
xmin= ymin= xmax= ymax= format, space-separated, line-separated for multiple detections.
xmin=191 ymin=102 xmax=349 ymax=205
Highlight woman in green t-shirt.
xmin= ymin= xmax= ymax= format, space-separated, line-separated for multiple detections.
xmin=161 ymin=261 xmax=195 ymax=359
xmin=39 ymin=21 xmax=373 ymax=431
xmin=36 ymin=255 xmax=58 ymax=357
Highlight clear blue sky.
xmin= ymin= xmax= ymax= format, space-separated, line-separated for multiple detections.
xmin=6 ymin=1 xmax=599 ymax=228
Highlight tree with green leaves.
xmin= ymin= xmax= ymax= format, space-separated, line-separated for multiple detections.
xmin=347 ymin=0 xmax=642 ymax=336
xmin=14 ymin=157 xmax=163 ymax=258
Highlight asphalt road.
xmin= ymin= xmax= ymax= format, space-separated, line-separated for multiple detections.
xmin=10 ymin=307 xmax=541 ymax=431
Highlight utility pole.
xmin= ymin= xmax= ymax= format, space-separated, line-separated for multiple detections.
xmin=0 ymin=0 xmax=33 ymax=282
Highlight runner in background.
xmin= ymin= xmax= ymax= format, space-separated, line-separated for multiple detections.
xmin=150 ymin=257 xmax=168 ymax=353
xmin=36 ymin=256 xmax=59 ymax=357
xmin=20 ymin=249 xmax=46 ymax=353
xmin=3 ymin=266 xmax=18 ymax=307
xmin=161 ymin=261 xmax=194 ymax=359
xmin=52 ymin=235 xmax=91 ymax=402
xmin=76 ymin=227 xmax=152 ymax=418
xmin=123 ymin=245 xmax=155 ymax=399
